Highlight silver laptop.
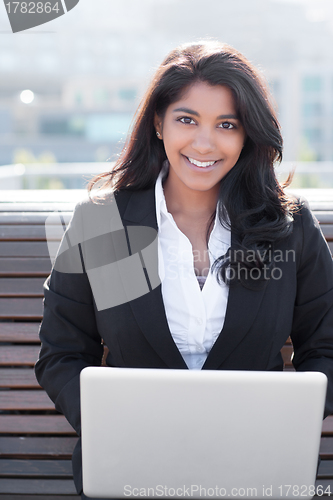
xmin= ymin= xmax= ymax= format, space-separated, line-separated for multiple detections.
xmin=80 ymin=367 xmax=327 ymax=499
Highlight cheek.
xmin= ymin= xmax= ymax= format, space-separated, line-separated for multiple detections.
xmin=224 ymin=136 xmax=244 ymax=156
xmin=164 ymin=131 xmax=186 ymax=155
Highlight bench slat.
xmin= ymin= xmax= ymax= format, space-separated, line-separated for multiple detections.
xmin=0 ymin=258 xmax=51 ymax=276
xmin=307 ymin=203 xmax=333 ymax=211
xmin=0 ymin=209 xmax=330 ymax=227
xmin=321 ymin=225 xmax=333 ymax=240
xmin=318 ymin=460 xmax=333 ymax=478
xmin=0 ymin=390 xmax=54 ymax=411
xmin=0 ymin=478 xmax=77 ymax=495
xmin=0 ymin=346 xmax=40 ymax=366
xmin=0 ymin=459 xmax=73 ymax=478
xmin=2 ymin=413 xmax=329 ymax=437
xmin=1 ymin=433 xmax=331 ymax=458
xmin=0 ymin=415 xmax=75 ymax=434
xmin=23 ymin=218 xmax=333 ymax=244
xmin=0 ymin=213 xmax=72 ymax=225
xmin=0 ymin=202 xmax=76 ymax=212
xmin=314 ymin=212 xmax=333 ymax=224
xmin=0 ymin=226 xmax=62 ymax=241
xmin=0 ymin=323 xmax=40 ymax=343
xmin=0 ymin=299 xmax=43 ymax=320
xmin=0 ymin=369 xmax=40 ymax=388
xmin=0 ymin=495 xmax=79 ymax=499
xmin=0 ymin=437 xmax=77 ymax=459
xmin=323 ymin=417 xmax=333 ymax=435
xmin=0 ymin=241 xmax=50 ymax=258
xmin=0 ymin=278 xmax=45 ymax=297
xmin=320 ymin=438 xmax=333 ymax=459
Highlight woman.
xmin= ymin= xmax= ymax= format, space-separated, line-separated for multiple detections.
xmin=35 ymin=40 xmax=333 ymax=499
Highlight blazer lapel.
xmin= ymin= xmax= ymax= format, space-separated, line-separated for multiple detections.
xmin=118 ymin=188 xmax=187 ymax=369
xmin=202 ymin=232 xmax=268 ymax=370
xmin=202 ymin=281 xmax=267 ymax=369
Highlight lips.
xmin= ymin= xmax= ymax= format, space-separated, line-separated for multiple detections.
xmin=182 ymin=155 xmax=221 ymax=172
xmin=186 ymin=156 xmax=217 ymax=167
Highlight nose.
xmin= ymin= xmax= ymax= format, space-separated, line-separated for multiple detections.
xmin=191 ymin=127 xmax=216 ymax=155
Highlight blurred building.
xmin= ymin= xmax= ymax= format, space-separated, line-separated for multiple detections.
xmin=0 ymin=0 xmax=332 ymax=165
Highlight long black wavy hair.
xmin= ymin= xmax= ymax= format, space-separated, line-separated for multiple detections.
xmin=88 ymin=40 xmax=295 ymax=288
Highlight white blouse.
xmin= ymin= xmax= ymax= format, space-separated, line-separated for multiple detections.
xmin=155 ymin=161 xmax=231 ymax=370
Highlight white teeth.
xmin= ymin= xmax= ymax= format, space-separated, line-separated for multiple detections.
xmin=187 ymin=157 xmax=217 ymax=167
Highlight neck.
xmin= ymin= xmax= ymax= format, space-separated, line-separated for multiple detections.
xmin=163 ymin=172 xmax=219 ymax=220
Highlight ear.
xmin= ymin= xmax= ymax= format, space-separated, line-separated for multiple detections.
xmin=154 ymin=113 xmax=163 ymax=139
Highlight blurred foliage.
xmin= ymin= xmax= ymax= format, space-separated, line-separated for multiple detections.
xmin=36 ymin=177 xmax=65 ymax=189
xmin=38 ymin=151 xmax=57 ymax=164
xmin=292 ymin=173 xmax=321 ymax=188
xmin=297 ymin=137 xmax=317 ymax=162
xmin=21 ymin=176 xmax=65 ymax=189
xmin=94 ymin=145 xmax=111 ymax=163
xmin=277 ymin=169 xmax=333 ymax=189
xmin=12 ymin=148 xmax=57 ymax=165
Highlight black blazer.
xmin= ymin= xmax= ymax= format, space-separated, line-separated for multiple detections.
xmin=35 ymin=186 xmax=333 ymax=495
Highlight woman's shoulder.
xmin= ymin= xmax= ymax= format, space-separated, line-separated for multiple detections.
xmin=74 ymin=187 xmax=151 ymax=212
xmin=285 ymin=193 xmax=331 ymax=263
xmin=69 ymin=186 xmax=156 ymax=239
xmin=70 ymin=188 xmax=138 ymax=222
xmin=287 ymin=194 xmax=320 ymax=231
xmin=73 ymin=188 xmax=131 ymax=209
xmin=68 ymin=189 xmax=130 ymax=239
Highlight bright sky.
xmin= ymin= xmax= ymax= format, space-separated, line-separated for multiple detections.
xmin=274 ymin=0 xmax=333 ymax=24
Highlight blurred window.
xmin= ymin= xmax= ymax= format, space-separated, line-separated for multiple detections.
xmin=302 ymin=76 xmax=322 ymax=92
xmin=94 ymin=88 xmax=110 ymax=105
xmin=118 ymin=88 xmax=137 ymax=101
xmin=86 ymin=113 xmax=133 ymax=142
xmin=75 ymin=92 xmax=83 ymax=106
xmin=302 ymin=102 xmax=322 ymax=117
xmin=105 ymin=59 xmax=123 ymax=75
xmin=68 ymin=117 xmax=86 ymax=135
xmin=303 ymin=128 xmax=323 ymax=142
xmin=40 ymin=116 xmax=85 ymax=136
xmin=270 ymin=80 xmax=280 ymax=97
xmin=76 ymin=56 xmax=94 ymax=72
xmin=0 ymin=53 xmax=17 ymax=71
xmin=40 ymin=119 xmax=67 ymax=135
xmin=36 ymin=55 xmax=59 ymax=72
xmin=0 ymin=109 xmax=12 ymax=134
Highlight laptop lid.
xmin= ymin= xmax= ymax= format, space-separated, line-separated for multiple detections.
xmin=80 ymin=367 xmax=327 ymax=499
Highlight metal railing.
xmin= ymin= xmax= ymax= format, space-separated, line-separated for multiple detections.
xmin=0 ymin=162 xmax=112 ymax=190
xmin=0 ymin=161 xmax=332 ymax=190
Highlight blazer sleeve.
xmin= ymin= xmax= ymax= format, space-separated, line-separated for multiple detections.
xmin=290 ymin=201 xmax=333 ymax=418
xmin=35 ymin=202 xmax=103 ymax=436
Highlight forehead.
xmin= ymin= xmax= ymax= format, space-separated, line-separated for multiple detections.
xmin=169 ymin=81 xmax=237 ymax=114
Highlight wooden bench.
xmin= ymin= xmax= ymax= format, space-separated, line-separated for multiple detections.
xmin=0 ymin=188 xmax=333 ymax=499
xmin=0 ymin=190 xmax=82 ymax=499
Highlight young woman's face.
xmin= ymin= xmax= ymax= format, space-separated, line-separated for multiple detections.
xmin=154 ymin=81 xmax=246 ymax=195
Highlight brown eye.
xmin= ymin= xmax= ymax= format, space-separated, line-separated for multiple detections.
xmin=220 ymin=122 xmax=235 ymax=129
xmin=179 ymin=117 xmax=195 ymax=125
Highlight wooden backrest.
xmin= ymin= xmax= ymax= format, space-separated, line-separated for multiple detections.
xmin=0 ymin=193 xmax=80 ymax=498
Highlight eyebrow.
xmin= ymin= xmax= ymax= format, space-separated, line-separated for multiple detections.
xmin=172 ymin=107 xmax=239 ymax=120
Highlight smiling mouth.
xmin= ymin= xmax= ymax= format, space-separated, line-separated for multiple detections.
xmin=185 ymin=156 xmax=220 ymax=168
